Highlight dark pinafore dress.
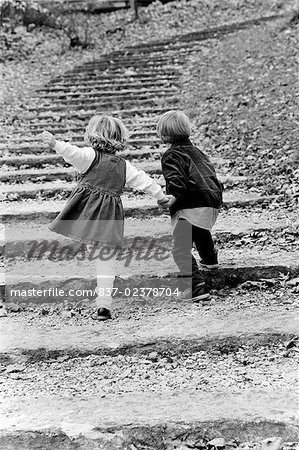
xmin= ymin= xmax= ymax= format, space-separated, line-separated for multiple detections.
xmin=49 ymin=151 xmax=126 ymax=248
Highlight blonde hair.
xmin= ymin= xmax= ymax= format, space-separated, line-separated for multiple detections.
xmin=156 ymin=110 xmax=191 ymax=143
xmin=84 ymin=115 xmax=129 ymax=149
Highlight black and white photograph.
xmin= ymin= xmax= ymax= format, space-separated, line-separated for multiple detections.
xmin=0 ymin=0 xmax=298 ymax=448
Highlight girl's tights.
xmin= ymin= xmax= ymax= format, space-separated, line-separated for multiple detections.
xmin=86 ymin=245 xmax=117 ymax=310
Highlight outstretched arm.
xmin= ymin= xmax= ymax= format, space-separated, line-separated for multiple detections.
xmin=125 ymin=160 xmax=165 ymax=200
xmin=42 ymin=131 xmax=95 ymax=173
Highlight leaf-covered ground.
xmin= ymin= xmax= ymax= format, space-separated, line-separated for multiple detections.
xmin=0 ymin=0 xmax=296 ymax=125
xmin=0 ymin=0 xmax=298 ymax=207
xmin=181 ymin=17 xmax=299 ymax=200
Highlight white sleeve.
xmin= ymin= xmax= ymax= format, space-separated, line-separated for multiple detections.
xmin=54 ymin=140 xmax=95 ymax=173
xmin=125 ymin=160 xmax=165 ymax=200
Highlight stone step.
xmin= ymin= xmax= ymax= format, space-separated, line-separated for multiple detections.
xmin=37 ymin=78 xmax=178 ymax=93
xmin=39 ymin=0 xmax=130 ymax=13
xmin=0 ymin=129 xmax=158 ymax=145
xmin=22 ymin=119 xmax=157 ymax=132
xmin=76 ymin=53 xmax=194 ymax=69
xmin=25 ymin=106 xmax=172 ymax=121
xmin=1 ymin=129 xmax=158 ymax=146
xmin=27 ymin=96 xmax=180 ymax=114
xmin=59 ymin=61 xmax=183 ymax=75
xmin=36 ymin=75 xmax=178 ymax=93
xmin=2 ymin=295 xmax=298 ymax=444
xmin=13 ymin=123 xmax=156 ymax=136
xmin=0 ymin=197 xmax=169 ymax=221
xmin=0 ymin=148 xmax=169 ymax=167
xmin=35 ymin=89 xmax=178 ymax=104
xmin=30 ymin=91 xmax=179 ymax=109
xmin=0 ymin=153 xmax=228 ymax=169
xmin=45 ymin=77 xmax=178 ymax=90
xmin=0 ymin=193 xmax=280 ymax=223
xmin=51 ymin=69 xmax=180 ymax=84
xmin=4 ymin=248 xmax=299 ymax=301
xmin=63 ymin=57 xmax=186 ymax=72
xmin=2 ymin=295 xmax=297 ymax=352
xmin=0 ymin=173 xmax=246 ymax=195
xmin=83 ymin=46 xmax=199 ymax=61
xmin=3 ymin=210 xmax=294 ymax=259
xmin=55 ymin=64 xmax=181 ymax=75
xmin=0 ymin=154 xmax=227 ymax=171
xmin=124 ymin=14 xmax=286 ymax=52
xmin=1 ymin=137 xmax=162 ymax=156
xmin=1 ymin=391 xmax=297 ymax=448
xmin=0 ymin=160 xmax=163 ymax=182
xmin=33 ymin=87 xmax=177 ymax=101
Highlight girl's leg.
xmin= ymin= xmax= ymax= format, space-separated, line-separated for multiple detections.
xmin=86 ymin=244 xmax=117 ymax=312
xmin=95 ymin=254 xmax=116 ymax=310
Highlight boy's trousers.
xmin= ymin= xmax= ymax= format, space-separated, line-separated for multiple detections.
xmin=172 ymin=218 xmax=217 ymax=290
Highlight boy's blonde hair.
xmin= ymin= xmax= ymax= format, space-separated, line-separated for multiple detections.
xmin=84 ymin=114 xmax=129 ymax=148
xmin=156 ymin=110 xmax=191 ymax=143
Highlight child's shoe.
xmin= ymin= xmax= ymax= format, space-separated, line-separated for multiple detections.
xmin=93 ymin=308 xmax=112 ymax=321
xmin=180 ymin=283 xmax=210 ymax=302
xmin=199 ymin=250 xmax=219 ymax=269
xmin=199 ymin=261 xmax=219 ymax=269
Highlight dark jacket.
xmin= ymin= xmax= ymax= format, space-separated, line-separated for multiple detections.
xmin=161 ymin=138 xmax=223 ymax=216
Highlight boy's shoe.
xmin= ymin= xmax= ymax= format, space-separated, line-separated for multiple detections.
xmin=92 ymin=308 xmax=112 ymax=321
xmin=199 ymin=261 xmax=219 ymax=269
xmin=179 ymin=283 xmax=210 ymax=302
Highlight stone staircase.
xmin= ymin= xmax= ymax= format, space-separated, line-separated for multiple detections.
xmin=0 ymin=14 xmax=298 ymax=449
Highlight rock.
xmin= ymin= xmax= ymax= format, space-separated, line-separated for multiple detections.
xmin=0 ymin=304 xmax=8 ymax=317
xmin=9 ymin=372 xmax=32 ymax=380
xmin=239 ymin=280 xmax=264 ymax=290
xmin=90 ymin=358 xmax=107 ymax=367
xmin=56 ymin=355 xmax=69 ymax=363
xmin=6 ymin=364 xmax=26 ymax=373
xmin=7 ymin=303 xmax=23 ymax=313
xmin=261 ymin=437 xmax=283 ymax=450
xmin=286 ymin=277 xmax=299 ymax=286
xmin=148 ymin=351 xmax=159 ymax=362
xmin=61 ymin=310 xmax=72 ymax=319
xmin=124 ymin=68 xmax=137 ymax=76
xmin=208 ymin=438 xmax=226 ymax=448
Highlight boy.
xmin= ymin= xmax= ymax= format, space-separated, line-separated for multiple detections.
xmin=157 ymin=110 xmax=223 ymax=301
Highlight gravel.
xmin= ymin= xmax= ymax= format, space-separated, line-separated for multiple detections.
xmin=1 ymin=286 xmax=298 ymax=399
xmin=1 ymin=340 xmax=298 ymax=399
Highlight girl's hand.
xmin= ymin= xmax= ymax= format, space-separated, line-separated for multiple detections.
xmin=42 ymin=131 xmax=56 ymax=149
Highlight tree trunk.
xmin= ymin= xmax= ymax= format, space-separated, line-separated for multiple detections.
xmin=130 ymin=0 xmax=138 ymax=20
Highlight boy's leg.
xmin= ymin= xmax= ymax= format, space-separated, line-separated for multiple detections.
xmin=172 ymin=219 xmax=204 ymax=292
xmin=192 ymin=227 xmax=218 ymax=266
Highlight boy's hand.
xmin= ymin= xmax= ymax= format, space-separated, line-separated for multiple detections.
xmin=157 ymin=197 xmax=169 ymax=209
xmin=157 ymin=195 xmax=177 ymax=209
xmin=42 ymin=131 xmax=56 ymax=149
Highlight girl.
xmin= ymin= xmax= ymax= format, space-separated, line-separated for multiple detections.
xmin=42 ymin=114 xmax=167 ymax=320
xmin=156 ymin=110 xmax=223 ymax=301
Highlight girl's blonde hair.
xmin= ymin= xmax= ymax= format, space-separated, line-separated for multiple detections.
xmin=84 ymin=115 xmax=129 ymax=151
xmin=156 ymin=110 xmax=191 ymax=143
